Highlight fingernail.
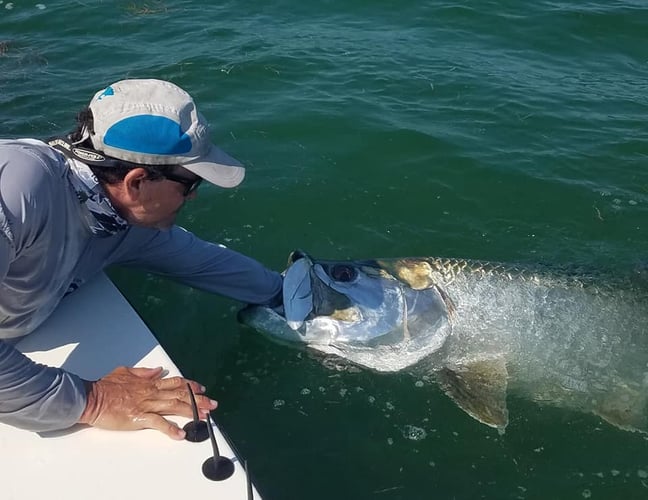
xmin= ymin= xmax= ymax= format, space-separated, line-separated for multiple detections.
xmin=177 ymin=428 xmax=186 ymax=439
xmin=200 ymin=385 xmax=207 ymax=393
xmin=210 ymin=399 xmax=218 ymax=408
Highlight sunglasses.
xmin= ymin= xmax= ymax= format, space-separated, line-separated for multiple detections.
xmin=162 ymin=172 xmax=203 ymax=196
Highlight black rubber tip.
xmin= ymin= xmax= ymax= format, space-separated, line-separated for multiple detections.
xmin=183 ymin=420 xmax=209 ymax=442
xmin=202 ymin=456 xmax=236 ymax=481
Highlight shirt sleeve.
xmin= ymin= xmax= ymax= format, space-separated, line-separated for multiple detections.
xmin=114 ymin=225 xmax=283 ymax=306
xmin=0 ymin=340 xmax=87 ymax=432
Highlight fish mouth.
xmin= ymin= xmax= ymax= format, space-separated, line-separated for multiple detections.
xmin=287 ymin=249 xmax=309 ymax=264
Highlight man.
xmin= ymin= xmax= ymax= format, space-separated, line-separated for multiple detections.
xmin=0 ymin=79 xmax=283 ymax=439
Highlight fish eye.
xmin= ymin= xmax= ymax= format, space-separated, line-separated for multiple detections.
xmin=330 ymin=265 xmax=357 ymax=282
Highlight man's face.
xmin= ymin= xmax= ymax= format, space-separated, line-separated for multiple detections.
xmin=115 ymin=167 xmax=202 ymax=230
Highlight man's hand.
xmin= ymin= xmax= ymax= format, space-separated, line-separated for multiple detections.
xmin=78 ymin=366 xmax=217 ymax=440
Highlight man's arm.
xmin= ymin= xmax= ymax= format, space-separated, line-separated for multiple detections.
xmin=0 ymin=206 xmax=84 ymax=431
xmin=0 ymin=340 xmax=86 ymax=431
xmin=114 ymin=225 xmax=283 ymax=305
xmin=0 ymin=229 xmax=82 ymax=431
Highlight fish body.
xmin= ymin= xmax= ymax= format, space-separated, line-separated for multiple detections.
xmin=239 ymin=252 xmax=648 ymax=433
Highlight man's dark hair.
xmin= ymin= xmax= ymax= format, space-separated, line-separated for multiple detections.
xmin=69 ymin=107 xmax=173 ymax=184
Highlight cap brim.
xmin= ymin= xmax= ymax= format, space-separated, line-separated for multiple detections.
xmin=182 ymin=144 xmax=246 ymax=188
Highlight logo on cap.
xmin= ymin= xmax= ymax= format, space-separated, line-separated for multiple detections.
xmin=73 ymin=148 xmax=106 ymax=162
xmin=96 ymin=86 xmax=115 ymax=101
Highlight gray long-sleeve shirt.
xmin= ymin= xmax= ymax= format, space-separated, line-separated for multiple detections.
xmin=0 ymin=139 xmax=282 ymax=431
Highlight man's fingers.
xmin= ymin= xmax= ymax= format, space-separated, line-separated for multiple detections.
xmin=139 ymin=413 xmax=186 ymax=440
xmin=154 ymin=375 xmax=184 ymax=390
xmin=154 ymin=390 xmax=218 ymax=412
xmin=154 ymin=376 xmax=203 ymax=393
xmin=192 ymin=394 xmax=218 ymax=411
xmin=127 ymin=371 xmax=207 ymax=398
xmin=142 ymin=398 xmax=195 ymax=418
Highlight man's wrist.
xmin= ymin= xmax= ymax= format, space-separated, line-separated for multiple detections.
xmin=77 ymin=379 xmax=98 ymax=425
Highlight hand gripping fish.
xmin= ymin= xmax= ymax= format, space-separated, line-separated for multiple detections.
xmin=239 ymin=251 xmax=648 ymax=434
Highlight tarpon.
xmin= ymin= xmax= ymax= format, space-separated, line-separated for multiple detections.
xmin=239 ymin=251 xmax=648 ymax=433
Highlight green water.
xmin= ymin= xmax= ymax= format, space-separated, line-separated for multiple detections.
xmin=2 ymin=1 xmax=648 ymax=498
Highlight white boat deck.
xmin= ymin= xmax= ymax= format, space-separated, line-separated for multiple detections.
xmin=0 ymin=273 xmax=258 ymax=500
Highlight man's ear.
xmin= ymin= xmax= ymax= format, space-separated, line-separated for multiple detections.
xmin=122 ymin=168 xmax=149 ymax=199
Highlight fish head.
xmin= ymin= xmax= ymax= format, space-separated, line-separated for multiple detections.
xmin=238 ymin=251 xmax=453 ymax=371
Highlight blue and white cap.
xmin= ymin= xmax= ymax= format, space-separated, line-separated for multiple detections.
xmin=87 ymin=79 xmax=245 ymax=188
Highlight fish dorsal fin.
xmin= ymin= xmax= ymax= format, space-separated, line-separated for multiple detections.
xmin=437 ymin=357 xmax=509 ymax=431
